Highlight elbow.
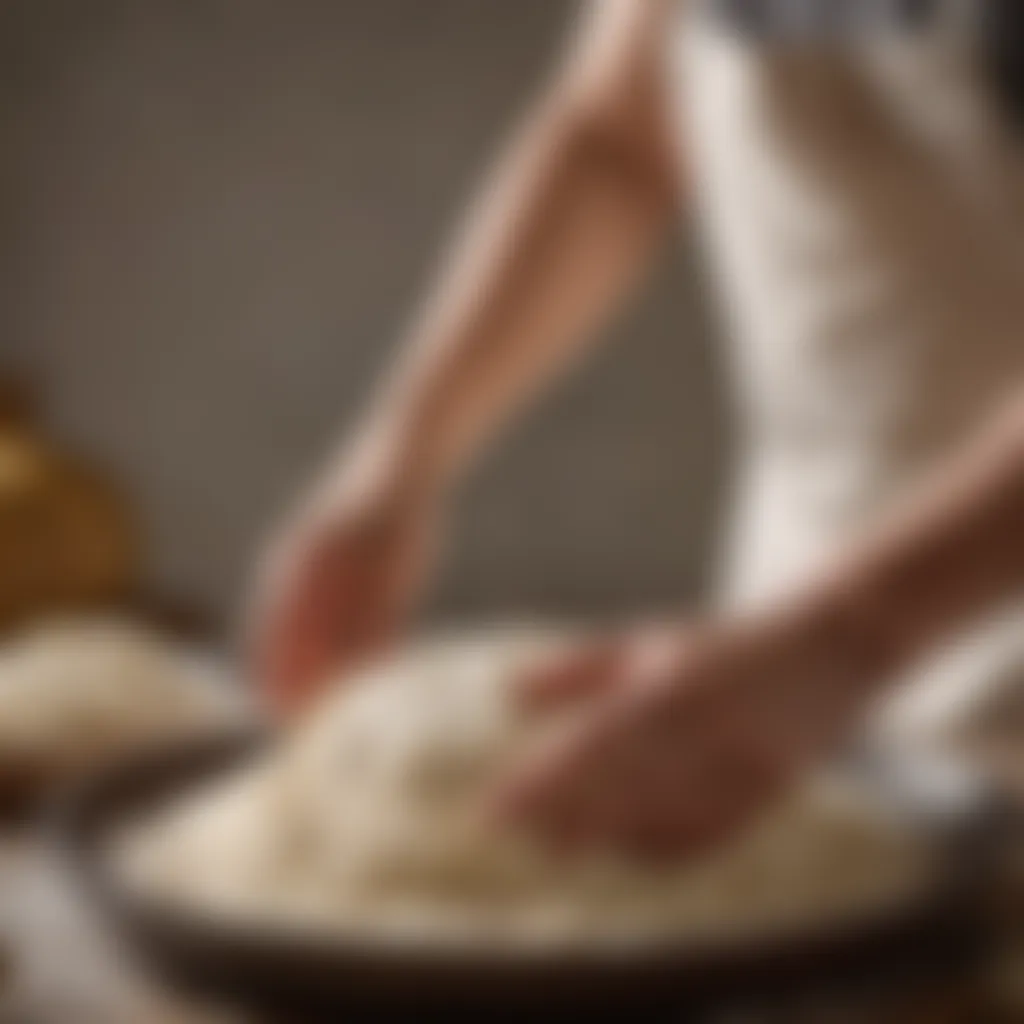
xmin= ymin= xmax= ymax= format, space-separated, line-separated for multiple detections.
xmin=578 ymin=115 xmax=678 ymax=211
xmin=550 ymin=84 xmax=681 ymax=214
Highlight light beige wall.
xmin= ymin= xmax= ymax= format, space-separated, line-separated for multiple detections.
xmin=0 ymin=0 xmax=727 ymax=625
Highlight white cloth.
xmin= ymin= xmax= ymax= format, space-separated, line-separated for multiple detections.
xmin=671 ymin=4 xmax=1024 ymax=744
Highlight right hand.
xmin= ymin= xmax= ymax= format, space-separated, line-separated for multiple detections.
xmin=247 ymin=440 xmax=442 ymax=717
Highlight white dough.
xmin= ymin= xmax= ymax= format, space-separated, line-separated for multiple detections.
xmin=0 ymin=617 xmax=247 ymax=785
xmin=119 ymin=629 xmax=930 ymax=951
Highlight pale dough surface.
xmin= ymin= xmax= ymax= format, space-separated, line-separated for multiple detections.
xmin=0 ymin=617 xmax=246 ymax=785
xmin=119 ymin=629 xmax=929 ymax=950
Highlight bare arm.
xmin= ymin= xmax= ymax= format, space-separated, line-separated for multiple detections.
xmin=353 ymin=0 xmax=681 ymax=494
xmin=252 ymin=0 xmax=682 ymax=708
xmin=500 ymin=391 xmax=1024 ymax=855
xmin=810 ymin=394 xmax=1024 ymax=684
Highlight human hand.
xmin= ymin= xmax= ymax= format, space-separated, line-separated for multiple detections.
xmin=495 ymin=613 xmax=870 ymax=859
xmin=247 ymin=437 xmax=442 ymax=717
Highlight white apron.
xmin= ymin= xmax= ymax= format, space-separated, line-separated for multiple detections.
xmin=671 ymin=3 xmax=1024 ymax=745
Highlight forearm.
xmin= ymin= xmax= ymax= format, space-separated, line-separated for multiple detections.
xmin=344 ymin=3 xmax=679 ymax=497
xmin=377 ymin=104 xmax=675 ymax=492
xmin=801 ymin=395 xmax=1024 ymax=686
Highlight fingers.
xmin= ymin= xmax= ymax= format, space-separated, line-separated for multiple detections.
xmin=248 ymin=529 xmax=402 ymax=718
xmin=517 ymin=638 xmax=625 ymax=711
xmin=244 ymin=454 xmax=439 ymax=720
xmin=492 ymin=620 xmax=827 ymax=863
xmin=494 ymin=689 xmax=794 ymax=862
xmin=249 ymin=551 xmax=340 ymax=716
xmin=494 ymin=695 xmax=627 ymax=828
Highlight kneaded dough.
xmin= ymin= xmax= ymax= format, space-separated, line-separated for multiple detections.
xmin=0 ymin=617 xmax=247 ymax=786
xmin=119 ymin=628 xmax=930 ymax=950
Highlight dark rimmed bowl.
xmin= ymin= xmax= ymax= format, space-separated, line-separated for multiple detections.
xmin=54 ymin=732 xmax=999 ymax=1022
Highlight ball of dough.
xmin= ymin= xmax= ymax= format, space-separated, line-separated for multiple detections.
xmin=0 ymin=617 xmax=248 ymax=792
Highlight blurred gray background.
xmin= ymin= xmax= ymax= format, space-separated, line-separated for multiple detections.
xmin=0 ymin=0 xmax=727 ymax=626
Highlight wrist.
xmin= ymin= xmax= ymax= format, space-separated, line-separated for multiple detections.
xmin=359 ymin=375 xmax=470 ymax=499
xmin=780 ymin=567 xmax=920 ymax=698
xmin=315 ymin=410 xmax=444 ymax=524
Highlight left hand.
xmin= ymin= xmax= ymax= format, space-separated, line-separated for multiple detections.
xmin=495 ymin=613 xmax=870 ymax=859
